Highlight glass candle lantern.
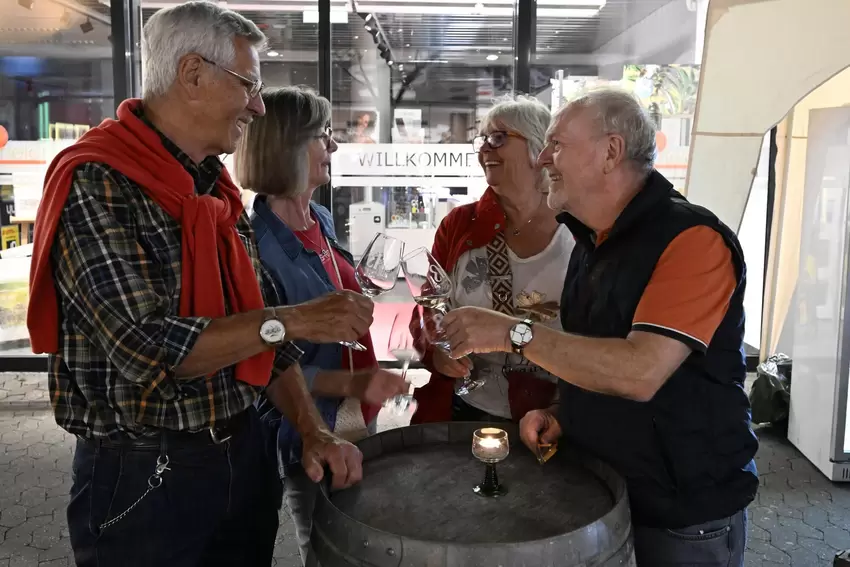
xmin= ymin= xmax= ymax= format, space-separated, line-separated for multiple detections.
xmin=471 ymin=428 xmax=509 ymax=497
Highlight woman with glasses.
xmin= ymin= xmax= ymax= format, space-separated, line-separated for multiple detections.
xmin=412 ymin=95 xmax=574 ymax=425
xmin=235 ymin=86 xmax=407 ymax=567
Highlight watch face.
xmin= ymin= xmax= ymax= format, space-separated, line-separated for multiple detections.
xmin=260 ymin=320 xmax=285 ymax=345
xmin=510 ymin=323 xmax=533 ymax=347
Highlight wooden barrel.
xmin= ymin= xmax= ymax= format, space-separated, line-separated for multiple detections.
xmin=312 ymin=421 xmax=636 ymax=567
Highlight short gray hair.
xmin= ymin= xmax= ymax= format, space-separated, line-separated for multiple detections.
xmin=235 ymin=86 xmax=332 ymax=197
xmin=142 ymin=1 xmax=266 ymax=99
xmin=480 ymin=94 xmax=552 ymax=176
xmin=560 ymin=88 xmax=657 ymax=174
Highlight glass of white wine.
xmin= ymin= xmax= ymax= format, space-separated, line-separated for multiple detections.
xmin=342 ymin=233 xmax=405 ymax=352
xmin=383 ymin=312 xmax=419 ymax=417
xmin=401 ymin=247 xmax=452 ymax=348
xmin=401 ymin=248 xmax=483 ymax=395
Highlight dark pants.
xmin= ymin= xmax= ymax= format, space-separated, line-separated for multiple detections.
xmin=67 ymin=407 xmax=282 ymax=567
xmin=633 ymin=509 xmax=747 ymax=567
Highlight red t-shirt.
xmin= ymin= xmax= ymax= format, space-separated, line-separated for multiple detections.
xmin=293 ymin=217 xmax=380 ymax=423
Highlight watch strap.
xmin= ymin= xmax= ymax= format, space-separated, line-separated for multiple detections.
xmin=511 ymin=318 xmax=534 ymax=356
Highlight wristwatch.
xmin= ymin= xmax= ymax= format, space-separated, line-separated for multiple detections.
xmin=259 ymin=307 xmax=286 ymax=346
xmin=509 ymin=318 xmax=535 ymax=356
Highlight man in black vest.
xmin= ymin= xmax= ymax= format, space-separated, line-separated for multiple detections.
xmin=442 ymin=88 xmax=758 ymax=566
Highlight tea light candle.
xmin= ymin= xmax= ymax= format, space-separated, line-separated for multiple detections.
xmin=471 ymin=427 xmax=509 ymax=497
xmin=472 ymin=427 xmax=510 ymax=463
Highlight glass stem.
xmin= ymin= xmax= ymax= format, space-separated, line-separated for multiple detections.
xmin=483 ymin=462 xmax=499 ymax=491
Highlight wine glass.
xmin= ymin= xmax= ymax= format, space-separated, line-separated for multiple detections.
xmin=401 ymin=248 xmax=483 ymax=395
xmin=400 ymin=248 xmax=452 ymax=347
xmin=355 ymin=233 xmax=405 ymax=298
xmin=383 ymin=312 xmax=419 ymax=418
xmin=340 ymin=233 xmax=405 ymax=352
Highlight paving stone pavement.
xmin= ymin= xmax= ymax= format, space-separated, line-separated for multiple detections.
xmin=2 ymin=373 xmax=850 ymax=566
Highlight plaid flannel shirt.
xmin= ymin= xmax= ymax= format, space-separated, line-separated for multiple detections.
xmin=47 ymin=109 xmax=302 ymax=440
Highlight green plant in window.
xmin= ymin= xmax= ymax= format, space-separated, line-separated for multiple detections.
xmin=657 ymin=65 xmax=700 ymax=116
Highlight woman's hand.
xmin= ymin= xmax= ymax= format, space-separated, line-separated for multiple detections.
xmin=347 ymin=368 xmax=408 ymax=405
xmin=432 ymin=348 xmax=474 ymax=378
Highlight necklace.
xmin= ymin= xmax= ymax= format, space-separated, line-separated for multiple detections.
xmin=509 ymin=196 xmax=545 ymax=236
xmin=295 ymin=223 xmax=324 ymax=252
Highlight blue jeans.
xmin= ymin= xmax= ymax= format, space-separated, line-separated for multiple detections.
xmin=67 ymin=407 xmax=281 ymax=567
xmin=633 ymin=509 xmax=747 ymax=566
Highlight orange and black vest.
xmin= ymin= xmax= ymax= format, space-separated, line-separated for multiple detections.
xmin=556 ymin=170 xmax=759 ymax=529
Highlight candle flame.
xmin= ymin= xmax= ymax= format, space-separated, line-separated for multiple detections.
xmin=479 ymin=437 xmax=502 ymax=449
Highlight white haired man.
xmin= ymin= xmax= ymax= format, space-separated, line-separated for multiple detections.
xmin=27 ymin=2 xmax=370 ymax=565
xmin=442 ymin=88 xmax=758 ymax=566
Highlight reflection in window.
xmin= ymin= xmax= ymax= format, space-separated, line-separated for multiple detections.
xmin=533 ymin=0 xmax=705 ymax=193
xmin=330 ymin=5 xmax=517 ymax=255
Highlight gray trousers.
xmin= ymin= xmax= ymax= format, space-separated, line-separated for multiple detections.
xmin=633 ymin=509 xmax=747 ymax=567
xmin=283 ymin=464 xmax=320 ymax=567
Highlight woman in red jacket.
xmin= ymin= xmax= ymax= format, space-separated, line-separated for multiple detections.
xmin=412 ymin=95 xmax=575 ymax=424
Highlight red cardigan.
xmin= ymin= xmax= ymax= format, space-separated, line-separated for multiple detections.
xmin=410 ymin=188 xmax=556 ymax=424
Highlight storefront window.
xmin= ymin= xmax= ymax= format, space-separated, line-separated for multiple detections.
xmin=532 ymin=0 xmax=706 ymax=194
xmin=329 ymin=5 xmax=517 ymax=254
xmin=2 ymin=0 xmax=773 ymax=362
xmin=327 ymin=5 xmax=517 ymax=357
xmin=1 ymin=0 xmax=114 ymax=357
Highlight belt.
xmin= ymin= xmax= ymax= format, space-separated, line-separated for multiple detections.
xmin=80 ymin=409 xmax=252 ymax=450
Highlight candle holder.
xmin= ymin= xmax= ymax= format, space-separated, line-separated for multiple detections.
xmin=471 ymin=427 xmax=509 ymax=497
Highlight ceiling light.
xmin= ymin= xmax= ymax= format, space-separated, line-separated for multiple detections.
xmin=80 ymin=19 xmax=94 ymax=33
xmin=267 ymin=50 xmax=279 ymax=56
xmin=387 ymin=59 xmax=394 ymax=66
xmin=486 ymin=54 xmax=498 ymax=61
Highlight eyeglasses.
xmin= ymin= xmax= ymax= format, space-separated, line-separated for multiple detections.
xmin=314 ymin=127 xmax=335 ymax=147
xmin=199 ymin=56 xmax=264 ymax=98
xmin=472 ymin=130 xmax=526 ymax=152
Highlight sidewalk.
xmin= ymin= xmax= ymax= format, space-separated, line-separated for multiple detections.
xmin=3 ymin=372 xmax=850 ymax=566
xmin=0 ymin=373 xmax=51 ymax=409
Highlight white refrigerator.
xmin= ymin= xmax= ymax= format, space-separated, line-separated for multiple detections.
xmin=788 ymin=105 xmax=850 ymax=481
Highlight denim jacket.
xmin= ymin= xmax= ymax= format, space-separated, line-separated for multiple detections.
xmin=251 ymin=196 xmax=353 ymax=471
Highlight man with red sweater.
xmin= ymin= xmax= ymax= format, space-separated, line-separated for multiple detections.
xmin=27 ymin=2 xmax=369 ymax=565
